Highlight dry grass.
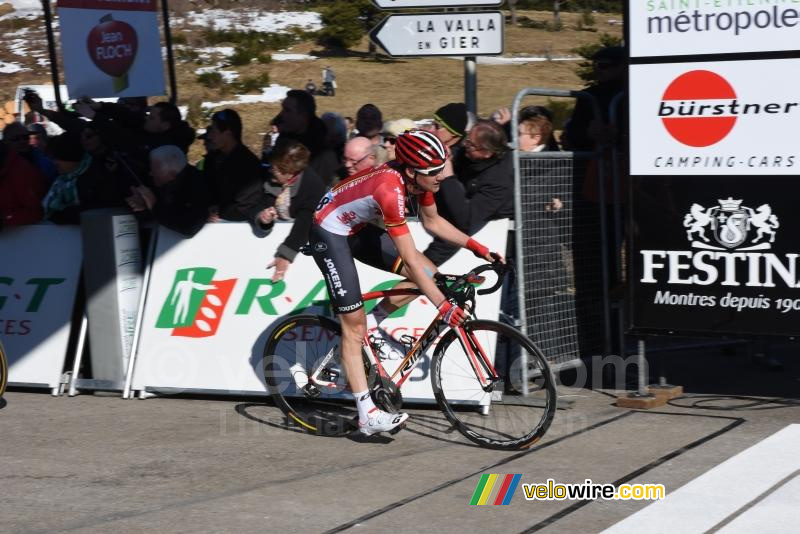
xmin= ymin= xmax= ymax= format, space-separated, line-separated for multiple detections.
xmin=0 ymin=8 xmax=623 ymax=156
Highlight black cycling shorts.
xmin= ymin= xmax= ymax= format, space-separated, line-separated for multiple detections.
xmin=309 ymin=225 xmax=402 ymax=314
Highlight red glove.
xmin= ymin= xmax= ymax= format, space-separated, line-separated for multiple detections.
xmin=466 ymin=238 xmax=489 ymax=259
xmin=437 ymin=299 xmax=467 ymax=327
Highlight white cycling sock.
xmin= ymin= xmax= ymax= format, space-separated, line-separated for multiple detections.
xmin=355 ymin=389 xmax=377 ymax=423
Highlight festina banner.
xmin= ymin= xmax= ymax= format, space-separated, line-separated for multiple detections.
xmin=630 ymin=176 xmax=800 ymax=336
xmin=57 ymin=0 xmax=165 ymax=97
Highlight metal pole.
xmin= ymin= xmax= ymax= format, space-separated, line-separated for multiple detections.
xmin=123 ymin=226 xmax=158 ymax=399
xmin=160 ymin=0 xmax=178 ymax=103
xmin=67 ymin=311 xmax=89 ymax=396
xmin=637 ymin=339 xmax=648 ymax=396
xmin=464 ymin=57 xmax=477 ymax=116
xmin=41 ymin=0 xmax=65 ymax=111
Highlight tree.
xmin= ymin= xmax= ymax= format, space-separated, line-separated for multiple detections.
xmin=316 ymin=0 xmax=381 ymax=52
xmin=553 ymin=0 xmax=562 ymax=28
xmin=509 ymin=0 xmax=518 ymax=26
xmin=572 ymin=33 xmax=623 ymax=83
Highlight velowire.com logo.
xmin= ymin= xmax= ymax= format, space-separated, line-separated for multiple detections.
xmin=156 ymin=267 xmax=237 ymax=337
xmin=469 ymin=474 xmax=521 ymax=506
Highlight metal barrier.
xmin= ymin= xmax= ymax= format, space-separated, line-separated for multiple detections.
xmin=511 ymin=88 xmax=612 ymax=371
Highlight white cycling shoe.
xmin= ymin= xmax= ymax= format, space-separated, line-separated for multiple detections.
xmin=358 ymin=409 xmax=409 ymax=436
xmin=367 ymin=331 xmax=404 ymax=361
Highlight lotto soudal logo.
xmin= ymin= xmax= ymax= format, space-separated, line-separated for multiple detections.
xmin=658 ymin=70 xmax=800 ymax=148
xmin=684 ymin=197 xmax=779 ymax=252
xmin=156 ymin=268 xmax=237 ymax=337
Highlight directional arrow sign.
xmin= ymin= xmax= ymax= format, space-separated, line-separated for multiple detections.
xmin=373 ymin=0 xmax=503 ymax=8
xmin=369 ymin=11 xmax=504 ymax=58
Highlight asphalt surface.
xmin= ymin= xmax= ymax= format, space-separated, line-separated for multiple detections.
xmin=1 ymin=342 xmax=798 ymax=533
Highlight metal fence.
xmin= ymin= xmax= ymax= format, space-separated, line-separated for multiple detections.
xmin=512 ymin=89 xmax=612 ymax=368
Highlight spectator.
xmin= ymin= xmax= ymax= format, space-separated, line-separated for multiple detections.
xmin=305 ymin=79 xmax=317 ymax=95
xmin=75 ymin=99 xmax=196 ymax=156
xmin=321 ymin=111 xmax=347 ymax=161
xmin=355 ymin=103 xmax=383 ymax=144
xmin=425 ymin=102 xmax=473 ymax=148
xmin=343 ymin=137 xmax=380 ymax=176
xmin=423 ymin=120 xmax=513 ymax=265
xmin=273 ymin=89 xmax=339 ymax=186
xmin=261 ymin=123 xmax=280 ymax=160
xmin=204 ymin=109 xmax=269 ymax=225
xmin=125 ymin=145 xmax=211 ymax=237
xmin=344 ymin=116 xmax=355 ymax=139
xmin=562 ymin=45 xmax=626 ymax=151
xmin=0 ymin=142 xmax=48 ymax=228
xmin=259 ymin=138 xmax=325 ymax=281
xmin=381 ymin=118 xmax=416 ymax=161
xmin=2 ymin=122 xmax=57 ymax=184
xmin=41 ymin=134 xmax=90 ymax=223
xmin=322 ymin=65 xmax=336 ymax=96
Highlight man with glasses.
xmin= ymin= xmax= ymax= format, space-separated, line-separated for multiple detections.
xmin=2 ymin=122 xmax=57 ymax=184
xmin=309 ymin=130 xmax=502 ymax=436
xmin=343 ymin=136 xmax=385 ymax=176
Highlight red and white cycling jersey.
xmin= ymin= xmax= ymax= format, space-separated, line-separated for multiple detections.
xmin=313 ymin=162 xmax=434 ymax=237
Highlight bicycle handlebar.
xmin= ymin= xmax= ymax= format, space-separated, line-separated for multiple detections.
xmin=435 ymin=259 xmax=513 ymax=301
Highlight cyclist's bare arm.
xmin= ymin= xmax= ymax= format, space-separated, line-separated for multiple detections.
xmin=390 ymin=232 xmax=448 ymax=307
xmin=418 ymin=201 xmax=500 ymax=263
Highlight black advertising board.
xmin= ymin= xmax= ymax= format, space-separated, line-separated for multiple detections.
xmin=627 ymin=1 xmax=800 ymax=337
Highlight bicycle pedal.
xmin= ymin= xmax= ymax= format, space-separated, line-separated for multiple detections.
xmin=302 ymin=383 xmax=321 ymax=399
xmin=388 ymin=422 xmax=406 ymax=435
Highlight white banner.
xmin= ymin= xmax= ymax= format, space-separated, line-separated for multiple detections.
xmin=131 ymin=221 xmax=508 ymax=401
xmin=1 ymin=226 xmax=82 ymax=388
xmin=629 ymin=59 xmax=800 ymax=176
xmin=57 ymin=0 xmax=166 ymax=98
xmin=630 ymin=1 xmax=800 ymax=58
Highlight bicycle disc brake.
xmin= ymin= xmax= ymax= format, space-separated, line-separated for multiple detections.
xmin=368 ymin=371 xmax=403 ymax=413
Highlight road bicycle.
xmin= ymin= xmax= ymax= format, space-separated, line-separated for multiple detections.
xmin=0 ymin=339 xmax=7 ymax=398
xmin=263 ymin=261 xmax=556 ymax=450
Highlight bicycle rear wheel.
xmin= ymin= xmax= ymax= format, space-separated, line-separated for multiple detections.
xmin=263 ymin=315 xmax=356 ymax=436
xmin=431 ymin=320 xmax=556 ymax=450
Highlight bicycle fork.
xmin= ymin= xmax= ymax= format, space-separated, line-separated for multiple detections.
xmin=454 ymin=327 xmax=500 ymax=392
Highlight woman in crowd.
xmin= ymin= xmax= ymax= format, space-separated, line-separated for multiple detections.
xmin=258 ymin=138 xmax=325 ymax=282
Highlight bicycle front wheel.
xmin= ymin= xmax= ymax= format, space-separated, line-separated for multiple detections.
xmin=431 ymin=320 xmax=556 ymax=450
xmin=263 ymin=315 xmax=356 ymax=437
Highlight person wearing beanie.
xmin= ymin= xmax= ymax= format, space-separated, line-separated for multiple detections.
xmin=429 ymin=102 xmax=475 ymax=148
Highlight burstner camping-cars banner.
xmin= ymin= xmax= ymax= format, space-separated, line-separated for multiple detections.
xmin=57 ymin=0 xmax=166 ymax=98
xmin=628 ymin=1 xmax=800 ymax=336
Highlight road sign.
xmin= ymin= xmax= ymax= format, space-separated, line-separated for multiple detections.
xmin=369 ymin=11 xmax=504 ymax=58
xmin=373 ymin=0 xmax=503 ymax=8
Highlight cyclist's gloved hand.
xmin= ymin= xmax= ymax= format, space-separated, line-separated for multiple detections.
xmin=466 ymin=238 xmax=505 ymax=264
xmin=437 ymin=299 xmax=467 ymax=327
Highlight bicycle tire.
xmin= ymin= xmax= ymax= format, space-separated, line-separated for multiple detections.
xmin=431 ymin=319 xmax=556 ymax=451
xmin=263 ymin=315 xmax=357 ymax=437
xmin=0 ymin=340 xmax=7 ymax=398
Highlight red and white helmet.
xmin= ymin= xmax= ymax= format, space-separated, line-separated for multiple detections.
xmin=395 ymin=129 xmax=446 ymax=175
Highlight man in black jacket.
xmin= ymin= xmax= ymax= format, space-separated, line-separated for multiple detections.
xmin=424 ymin=120 xmax=513 ymax=265
xmin=203 ymin=109 xmax=271 ymax=227
xmin=126 ymin=145 xmax=211 ymax=237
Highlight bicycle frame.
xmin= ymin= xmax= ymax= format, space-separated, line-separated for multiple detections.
xmin=306 ymin=286 xmax=501 ymax=395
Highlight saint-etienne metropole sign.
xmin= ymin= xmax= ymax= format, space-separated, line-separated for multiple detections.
xmin=370 ymin=0 xmax=504 ymax=57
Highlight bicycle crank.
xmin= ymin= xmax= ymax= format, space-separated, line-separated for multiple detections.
xmin=369 ymin=373 xmax=403 ymax=413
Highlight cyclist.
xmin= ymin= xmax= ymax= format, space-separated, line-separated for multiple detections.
xmin=309 ymin=129 xmax=502 ymax=436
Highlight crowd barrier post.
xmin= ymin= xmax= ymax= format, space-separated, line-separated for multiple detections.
xmin=122 ymin=226 xmax=159 ymax=399
xmin=511 ymin=88 xmax=614 ymax=394
xmin=67 ymin=311 xmax=88 ymax=397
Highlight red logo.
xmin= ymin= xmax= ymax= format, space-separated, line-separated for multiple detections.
xmin=337 ymin=210 xmax=357 ymax=225
xmin=660 ymin=70 xmax=737 ymax=148
xmin=87 ymin=14 xmax=138 ymax=91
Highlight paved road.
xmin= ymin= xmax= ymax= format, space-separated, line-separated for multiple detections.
xmin=2 ymin=345 xmax=798 ymax=533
